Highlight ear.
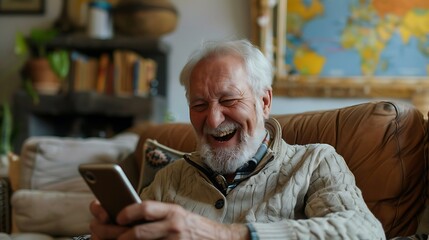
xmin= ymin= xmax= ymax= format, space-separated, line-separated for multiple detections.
xmin=261 ymin=88 xmax=272 ymax=119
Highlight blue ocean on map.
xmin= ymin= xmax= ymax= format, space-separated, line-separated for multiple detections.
xmin=285 ymin=0 xmax=429 ymax=77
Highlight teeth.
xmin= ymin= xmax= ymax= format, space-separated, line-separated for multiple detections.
xmin=214 ymin=129 xmax=235 ymax=137
xmin=204 ymin=121 xmax=238 ymax=138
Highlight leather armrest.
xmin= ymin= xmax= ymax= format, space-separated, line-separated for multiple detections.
xmin=0 ymin=177 xmax=12 ymax=234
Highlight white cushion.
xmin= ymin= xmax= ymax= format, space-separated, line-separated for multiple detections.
xmin=11 ymin=190 xmax=95 ymax=237
xmin=19 ymin=133 xmax=138 ymax=191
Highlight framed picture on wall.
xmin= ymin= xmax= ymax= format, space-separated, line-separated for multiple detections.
xmin=0 ymin=0 xmax=45 ymax=15
xmin=251 ymin=0 xmax=429 ymax=99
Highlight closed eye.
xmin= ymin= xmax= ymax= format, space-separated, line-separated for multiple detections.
xmin=191 ymin=103 xmax=208 ymax=112
xmin=221 ymin=99 xmax=238 ymax=107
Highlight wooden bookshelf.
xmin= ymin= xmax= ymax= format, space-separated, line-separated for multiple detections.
xmin=14 ymin=35 xmax=169 ymax=152
xmin=31 ymin=33 xmax=169 ymax=97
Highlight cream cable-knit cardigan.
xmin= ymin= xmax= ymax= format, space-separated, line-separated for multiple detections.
xmin=141 ymin=118 xmax=385 ymax=239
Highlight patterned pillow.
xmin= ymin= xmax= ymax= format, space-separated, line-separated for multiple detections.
xmin=137 ymin=139 xmax=186 ymax=193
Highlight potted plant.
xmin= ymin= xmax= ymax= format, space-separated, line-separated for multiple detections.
xmin=19 ymin=28 xmax=70 ymax=96
xmin=0 ymin=29 xmax=71 ymax=171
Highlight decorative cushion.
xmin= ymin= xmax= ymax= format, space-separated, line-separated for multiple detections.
xmin=137 ymin=139 xmax=186 ymax=193
xmin=133 ymin=123 xmax=197 ymax=171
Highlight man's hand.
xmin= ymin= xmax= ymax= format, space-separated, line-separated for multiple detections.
xmin=89 ymin=200 xmax=130 ymax=240
xmin=89 ymin=200 xmax=250 ymax=240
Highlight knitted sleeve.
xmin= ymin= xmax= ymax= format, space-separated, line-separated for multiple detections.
xmin=252 ymin=146 xmax=386 ymax=240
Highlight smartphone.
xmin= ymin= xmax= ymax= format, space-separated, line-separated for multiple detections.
xmin=79 ymin=163 xmax=142 ymax=224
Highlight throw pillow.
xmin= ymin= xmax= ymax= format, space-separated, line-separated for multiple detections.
xmin=137 ymin=139 xmax=186 ymax=193
xmin=19 ymin=132 xmax=139 ymax=191
xmin=12 ymin=189 xmax=94 ymax=236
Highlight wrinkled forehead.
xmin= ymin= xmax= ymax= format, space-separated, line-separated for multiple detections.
xmin=189 ymin=54 xmax=251 ymax=96
xmin=191 ymin=54 xmax=248 ymax=82
xmin=192 ymin=53 xmax=246 ymax=76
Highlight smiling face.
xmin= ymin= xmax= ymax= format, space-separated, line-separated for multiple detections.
xmin=189 ymin=53 xmax=272 ymax=174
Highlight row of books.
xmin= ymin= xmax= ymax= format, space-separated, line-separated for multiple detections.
xmin=70 ymin=50 xmax=157 ymax=96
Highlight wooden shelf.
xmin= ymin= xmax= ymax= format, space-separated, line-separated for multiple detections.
xmin=47 ymin=33 xmax=170 ymax=54
xmin=12 ymin=91 xmax=167 ymax=152
xmin=14 ymin=91 xmax=166 ymax=117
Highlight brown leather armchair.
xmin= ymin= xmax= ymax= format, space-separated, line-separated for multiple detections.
xmin=131 ymin=100 xmax=428 ymax=239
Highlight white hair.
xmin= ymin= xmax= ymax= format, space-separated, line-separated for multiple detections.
xmin=179 ymin=39 xmax=273 ymax=101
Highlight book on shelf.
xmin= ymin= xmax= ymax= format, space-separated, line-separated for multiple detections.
xmin=71 ymin=51 xmax=98 ymax=92
xmin=96 ymin=53 xmax=110 ymax=93
xmin=69 ymin=50 xmax=158 ymax=97
xmin=134 ymin=57 xmax=157 ymax=96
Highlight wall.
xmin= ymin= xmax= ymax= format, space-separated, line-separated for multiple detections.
xmin=163 ymin=0 xmax=251 ymax=122
xmin=164 ymin=0 xmax=405 ymax=122
xmin=0 ymin=0 xmax=407 ymax=123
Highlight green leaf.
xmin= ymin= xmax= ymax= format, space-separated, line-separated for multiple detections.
xmin=30 ymin=28 xmax=59 ymax=57
xmin=0 ymin=103 xmax=13 ymax=155
xmin=23 ymin=78 xmax=40 ymax=105
xmin=14 ymin=32 xmax=29 ymax=57
xmin=48 ymin=50 xmax=70 ymax=79
xmin=30 ymin=28 xmax=58 ymax=46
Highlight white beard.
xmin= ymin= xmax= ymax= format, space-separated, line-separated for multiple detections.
xmin=199 ymin=121 xmax=266 ymax=174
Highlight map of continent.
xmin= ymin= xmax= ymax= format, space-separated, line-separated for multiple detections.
xmin=285 ymin=0 xmax=429 ymax=78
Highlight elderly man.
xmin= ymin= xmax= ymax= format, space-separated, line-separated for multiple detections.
xmin=89 ymin=39 xmax=385 ymax=239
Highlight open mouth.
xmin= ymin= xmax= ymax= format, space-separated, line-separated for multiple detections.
xmin=212 ymin=129 xmax=237 ymax=142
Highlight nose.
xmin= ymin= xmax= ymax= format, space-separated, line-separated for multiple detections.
xmin=206 ymin=104 xmax=225 ymax=129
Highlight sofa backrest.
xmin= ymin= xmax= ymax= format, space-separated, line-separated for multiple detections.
xmin=134 ymin=101 xmax=428 ymax=238
xmin=275 ymin=101 xmax=428 ymax=238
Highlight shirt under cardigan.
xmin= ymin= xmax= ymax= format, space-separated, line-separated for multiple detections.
xmin=140 ymin=118 xmax=385 ymax=239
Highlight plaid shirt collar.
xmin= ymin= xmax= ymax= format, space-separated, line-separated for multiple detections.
xmin=224 ymin=131 xmax=271 ymax=194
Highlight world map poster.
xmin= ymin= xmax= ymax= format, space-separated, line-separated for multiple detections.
xmin=279 ymin=0 xmax=429 ymax=97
